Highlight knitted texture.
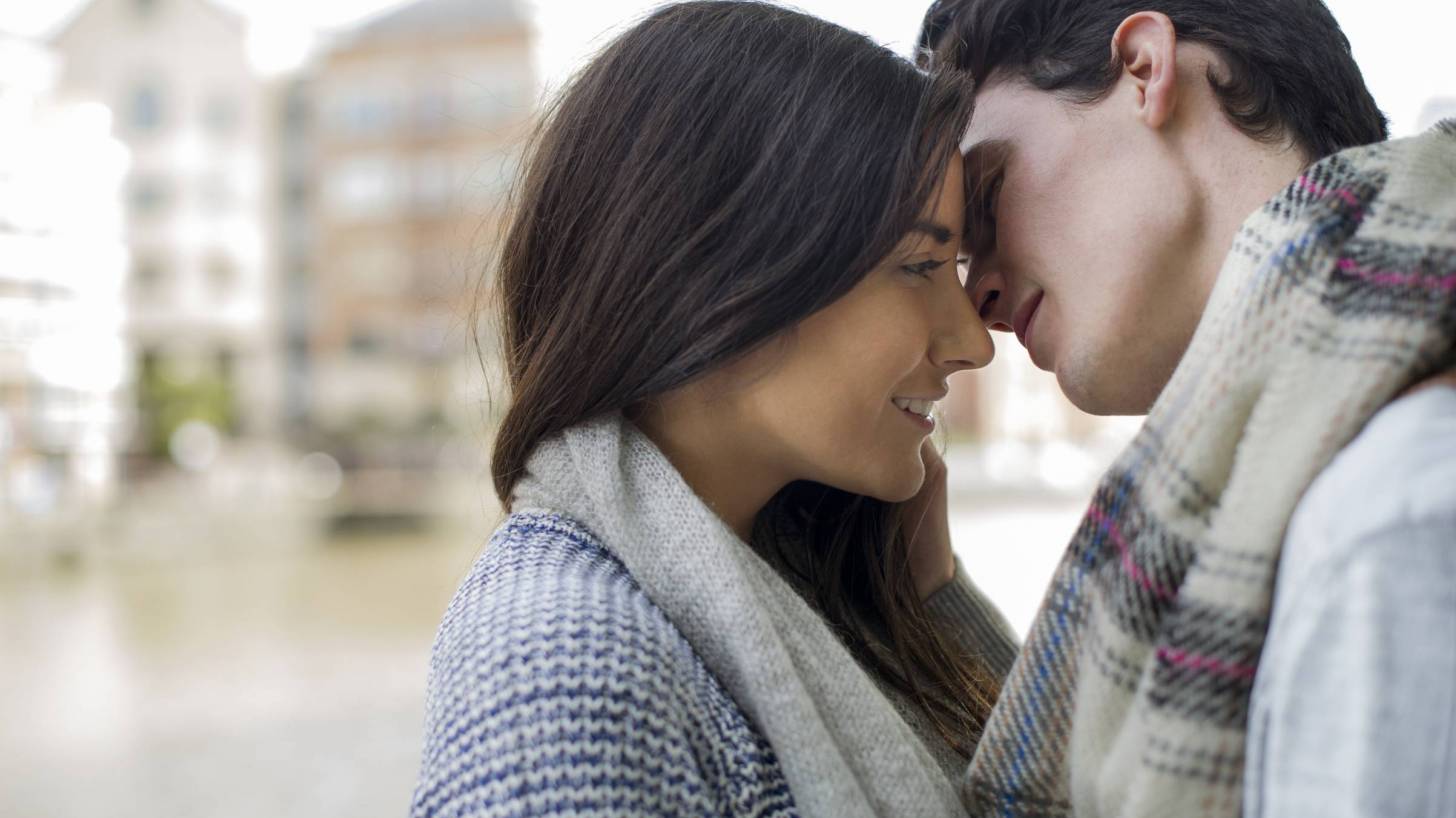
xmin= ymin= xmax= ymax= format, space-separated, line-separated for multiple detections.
xmin=963 ymin=122 xmax=1456 ymax=818
xmin=410 ymin=511 xmax=799 ymax=817
xmin=511 ymin=416 xmax=975 ymax=817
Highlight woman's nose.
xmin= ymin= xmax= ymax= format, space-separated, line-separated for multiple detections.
xmin=933 ymin=273 xmax=995 ymax=372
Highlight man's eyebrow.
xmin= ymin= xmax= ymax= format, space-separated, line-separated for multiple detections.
xmin=912 ymin=220 xmax=955 ymax=245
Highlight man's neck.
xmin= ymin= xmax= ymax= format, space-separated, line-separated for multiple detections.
xmin=1193 ymin=133 xmax=1310 ymax=298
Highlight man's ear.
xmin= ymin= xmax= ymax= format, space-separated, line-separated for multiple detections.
xmin=1111 ymin=11 xmax=1178 ymax=129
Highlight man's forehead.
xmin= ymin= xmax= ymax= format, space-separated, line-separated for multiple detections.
xmin=960 ymin=89 xmax=1003 ymax=154
xmin=959 ymin=81 xmax=1027 ymax=154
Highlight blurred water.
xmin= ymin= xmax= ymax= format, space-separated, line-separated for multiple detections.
xmin=0 ymin=526 xmax=488 ymax=818
xmin=0 ymin=492 xmax=1084 ymax=817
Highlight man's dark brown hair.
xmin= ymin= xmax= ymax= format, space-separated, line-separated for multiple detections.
xmin=919 ymin=0 xmax=1388 ymax=160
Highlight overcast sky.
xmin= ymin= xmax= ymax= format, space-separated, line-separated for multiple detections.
xmin=3 ymin=0 xmax=1453 ymax=135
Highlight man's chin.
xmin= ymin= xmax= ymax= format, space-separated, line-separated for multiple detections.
xmin=1056 ymin=365 xmax=1157 ymax=417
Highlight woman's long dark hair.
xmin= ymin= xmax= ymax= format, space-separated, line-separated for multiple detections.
xmin=487 ymin=0 xmax=998 ymax=753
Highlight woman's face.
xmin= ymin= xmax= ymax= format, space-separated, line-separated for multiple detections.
xmin=720 ymin=152 xmax=992 ymax=502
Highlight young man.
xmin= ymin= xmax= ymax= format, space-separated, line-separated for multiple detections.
xmin=917 ymin=2 xmax=1456 ymax=816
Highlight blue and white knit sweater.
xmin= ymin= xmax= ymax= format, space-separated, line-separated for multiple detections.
xmin=410 ymin=509 xmax=1017 ymax=817
xmin=411 ymin=511 xmax=797 ymax=816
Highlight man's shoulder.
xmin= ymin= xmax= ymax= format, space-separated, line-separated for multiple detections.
xmin=1249 ymin=385 xmax=1456 ymax=818
xmin=1281 ymin=385 xmax=1456 ymax=583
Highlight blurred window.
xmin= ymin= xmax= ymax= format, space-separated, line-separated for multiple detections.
xmin=327 ymin=157 xmax=397 ymax=219
xmin=199 ymin=174 xmax=233 ymax=214
xmin=283 ymin=84 xmax=310 ymax=134
xmin=332 ymin=89 xmax=394 ymax=137
xmin=131 ymin=254 xmax=165 ymax=294
xmin=284 ymin=264 xmax=311 ymax=332
xmin=128 ymin=83 xmax=163 ymax=132
xmin=215 ymin=348 xmax=235 ymax=378
xmin=413 ymin=153 xmax=452 ymax=213
xmin=413 ymin=245 xmax=456 ymax=298
xmin=128 ymin=175 xmax=170 ymax=215
xmin=348 ymin=328 xmax=387 ymax=358
xmin=414 ymin=88 xmax=450 ymax=134
xmin=203 ymin=92 xmax=240 ymax=138
xmin=349 ymin=242 xmax=408 ymax=296
xmin=205 ymin=254 xmax=237 ymax=296
xmin=284 ymin=177 xmax=308 ymax=208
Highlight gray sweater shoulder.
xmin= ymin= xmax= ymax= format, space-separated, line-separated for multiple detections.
xmin=410 ymin=511 xmax=797 ymax=818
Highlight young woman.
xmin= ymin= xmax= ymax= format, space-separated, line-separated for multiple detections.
xmin=410 ymin=3 xmax=1018 ymax=816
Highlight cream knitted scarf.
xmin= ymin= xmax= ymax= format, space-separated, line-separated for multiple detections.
xmin=513 ymin=414 xmax=972 ymax=817
xmin=963 ymin=122 xmax=1456 ymax=817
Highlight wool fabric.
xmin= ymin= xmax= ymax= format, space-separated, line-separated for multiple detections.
xmin=512 ymin=416 xmax=974 ymax=817
xmin=412 ymin=415 xmax=1019 ymax=817
xmin=962 ymin=122 xmax=1456 ymax=818
xmin=410 ymin=511 xmax=799 ymax=817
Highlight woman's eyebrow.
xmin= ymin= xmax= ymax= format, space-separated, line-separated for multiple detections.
xmin=912 ymin=220 xmax=955 ymax=245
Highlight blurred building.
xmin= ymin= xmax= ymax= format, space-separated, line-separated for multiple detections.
xmin=0 ymin=34 xmax=130 ymax=521
xmin=1418 ymin=97 xmax=1456 ymax=131
xmin=48 ymin=0 xmax=281 ymax=464
xmin=273 ymin=75 xmax=315 ymax=440
xmin=304 ymin=0 xmax=534 ymax=522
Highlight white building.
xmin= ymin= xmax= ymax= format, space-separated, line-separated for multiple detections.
xmin=0 ymin=34 xmax=129 ymax=520
xmin=48 ymin=0 xmax=280 ymax=456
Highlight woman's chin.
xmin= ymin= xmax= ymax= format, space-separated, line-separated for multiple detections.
xmin=849 ymin=459 xmax=926 ymax=504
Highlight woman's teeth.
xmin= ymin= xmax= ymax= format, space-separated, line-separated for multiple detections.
xmin=892 ymin=397 xmax=934 ymax=418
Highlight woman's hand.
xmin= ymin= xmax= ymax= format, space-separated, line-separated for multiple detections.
xmin=901 ymin=438 xmax=957 ymax=601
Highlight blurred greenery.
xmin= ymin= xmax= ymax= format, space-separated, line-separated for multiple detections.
xmin=138 ymin=356 xmax=237 ymax=458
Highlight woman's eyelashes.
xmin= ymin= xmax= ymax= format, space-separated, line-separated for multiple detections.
xmin=900 ymin=257 xmax=953 ymax=278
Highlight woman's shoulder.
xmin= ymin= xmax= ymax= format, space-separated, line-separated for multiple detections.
xmin=434 ymin=509 xmax=668 ymax=667
xmin=413 ymin=509 xmax=796 ymax=817
xmin=451 ymin=508 xmax=648 ymax=611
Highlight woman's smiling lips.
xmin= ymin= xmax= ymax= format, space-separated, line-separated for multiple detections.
xmin=892 ymin=396 xmax=939 ymax=433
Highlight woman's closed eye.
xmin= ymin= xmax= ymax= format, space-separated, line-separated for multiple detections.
xmin=901 ymin=257 xmax=953 ymax=278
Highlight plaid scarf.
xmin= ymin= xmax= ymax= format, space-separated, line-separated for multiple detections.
xmin=963 ymin=121 xmax=1456 ymax=818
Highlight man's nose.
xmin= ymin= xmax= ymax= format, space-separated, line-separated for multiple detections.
xmin=968 ymin=265 xmax=1014 ymax=333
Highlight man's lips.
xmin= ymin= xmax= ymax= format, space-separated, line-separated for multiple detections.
xmin=1012 ymin=292 xmax=1044 ymax=352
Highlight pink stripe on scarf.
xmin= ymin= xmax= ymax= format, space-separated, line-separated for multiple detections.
xmin=1337 ymin=257 xmax=1456 ymax=291
xmin=1088 ymin=506 xmax=1177 ymax=601
xmin=1157 ymin=646 xmax=1258 ymax=680
xmin=1298 ymin=175 xmax=1361 ymax=209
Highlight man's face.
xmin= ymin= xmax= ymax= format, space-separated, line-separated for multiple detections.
xmin=962 ymin=77 xmax=1211 ymax=415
